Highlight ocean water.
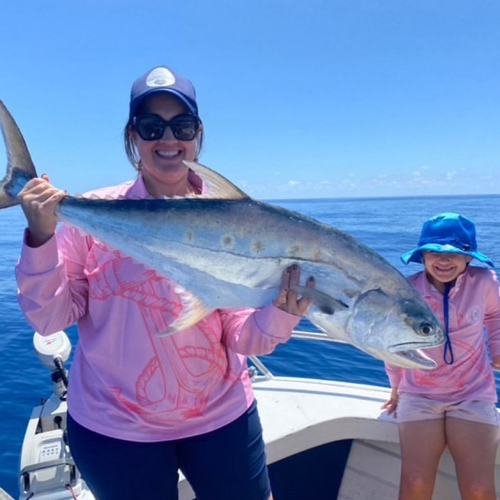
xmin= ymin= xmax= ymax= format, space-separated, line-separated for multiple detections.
xmin=1 ymin=194 xmax=500 ymax=497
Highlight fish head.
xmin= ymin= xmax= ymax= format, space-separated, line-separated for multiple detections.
xmin=347 ymin=289 xmax=445 ymax=369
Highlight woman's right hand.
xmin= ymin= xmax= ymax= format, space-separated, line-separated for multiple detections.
xmin=18 ymin=174 xmax=66 ymax=247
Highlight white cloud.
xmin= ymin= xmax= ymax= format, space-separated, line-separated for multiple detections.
xmin=243 ymin=163 xmax=500 ymax=199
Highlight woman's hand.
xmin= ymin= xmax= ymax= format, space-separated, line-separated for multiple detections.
xmin=18 ymin=174 xmax=66 ymax=247
xmin=380 ymin=387 xmax=399 ymax=417
xmin=273 ymin=264 xmax=314 ymax=316
xmin=491 ymin=355 xmax=500 ymax=371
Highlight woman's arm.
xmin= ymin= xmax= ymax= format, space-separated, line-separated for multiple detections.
xmin=220 ymin=265 xmax=313 ymax=356
xmin=16 ymin=224 xmax=91 ymax=335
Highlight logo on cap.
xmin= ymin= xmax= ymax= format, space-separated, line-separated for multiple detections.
xmin=145 ymin=67 xmax=176 ymax=88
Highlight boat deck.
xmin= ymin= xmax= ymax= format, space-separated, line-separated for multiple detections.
xmin=180 ymin=375 xmax=500 ymax=500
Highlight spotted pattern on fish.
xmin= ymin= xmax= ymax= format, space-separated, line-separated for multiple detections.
xmin=312 ymin=250 xmax=323 ymax=261
xmin=251 ymin=239 xmax=266 ymax=253
xmin=221 ymin=235 xmax=235 ymax=249
xmin=287 ymin=244 xmax=302 ymax=257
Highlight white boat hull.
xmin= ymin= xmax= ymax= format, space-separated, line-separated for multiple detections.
xmin=179 ymin=375 xmax=500 ymax=499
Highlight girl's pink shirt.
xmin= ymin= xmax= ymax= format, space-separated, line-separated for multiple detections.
xmin=386 ymin=266 xmax=500 ymax=403
xmin=16 ymin=173 xmax=300 ymax=441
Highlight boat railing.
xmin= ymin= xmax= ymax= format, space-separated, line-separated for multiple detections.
xmin=249 ymin=329 xmax=344 ymax=381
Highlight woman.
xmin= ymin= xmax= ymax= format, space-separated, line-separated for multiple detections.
xmin=16 ymin=65 xmax=313 ymax=500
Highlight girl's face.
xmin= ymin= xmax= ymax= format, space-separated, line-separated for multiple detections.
xmin=132 ymin=93 xmax=200 ymax=198
xmin=422 ymin=251 xmax=472 ymax=292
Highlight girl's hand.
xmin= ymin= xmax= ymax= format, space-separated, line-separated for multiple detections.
xmin=491 ymin=355 xmax=500 ymax=371
xmin=274 ymin=265 xmax=314 ymax=316
xmin=381 ymin=387 xmax=399 ymax=417
xmin=18 ymin=174 xmax=66 ymax=247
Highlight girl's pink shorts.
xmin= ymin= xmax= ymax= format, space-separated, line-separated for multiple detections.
xmin=397 ymin=393 xmax=500 ymax=426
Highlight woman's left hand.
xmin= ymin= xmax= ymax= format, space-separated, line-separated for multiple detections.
xmin=273 ymin=265 xmax=314 ymax=316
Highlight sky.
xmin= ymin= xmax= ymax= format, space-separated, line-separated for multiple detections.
xmin=0 ymin=0 xmax=499 ymax=200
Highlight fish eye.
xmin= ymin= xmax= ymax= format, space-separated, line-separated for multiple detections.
xmin=420 ymin=323 xmax=433 ymax=336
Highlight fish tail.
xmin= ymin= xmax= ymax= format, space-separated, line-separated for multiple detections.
xmin=0 ymin=100 xmax=38 ymax=209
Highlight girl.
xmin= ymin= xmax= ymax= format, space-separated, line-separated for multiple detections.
xmin=382 ymin=212 xmax=500 ymax=500
xmin=16 ymin=65 xmax=313 ymax=500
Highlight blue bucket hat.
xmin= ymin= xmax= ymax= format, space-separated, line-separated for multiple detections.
xmin=129 ymin=66 xmax=198 ymax=118
xmin=401 ymin=213 xmax=494 ymax=268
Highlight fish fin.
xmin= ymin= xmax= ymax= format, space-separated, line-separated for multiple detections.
xmin=293 ymin=286 xmax=349 ymax=315
xmin=0 ymin=100 xmax=38 ymax=209
xmin=156 ymin=287 xmax=212 ymax=336
xmin=183 ymin=160 xmax=250 ymax=200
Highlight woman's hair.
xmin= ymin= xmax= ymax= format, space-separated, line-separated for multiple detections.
xmin=123 ymin=109 xmax=204 ymax=171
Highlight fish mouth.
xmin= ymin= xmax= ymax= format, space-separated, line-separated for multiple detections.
xmin=388 ymin=340 xmax=442 ymax=353
xmin=392 ymin=349 xmax=437 ymax=369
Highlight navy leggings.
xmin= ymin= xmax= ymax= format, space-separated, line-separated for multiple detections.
xmin=67 ymin=400 xmax=271 ymax=500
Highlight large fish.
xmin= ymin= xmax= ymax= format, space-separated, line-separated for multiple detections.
xmin=0 ymin=99 xmax=444 ymax=369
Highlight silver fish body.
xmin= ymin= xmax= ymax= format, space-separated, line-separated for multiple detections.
xmin=0 ymin=99 xmax=445 ymax=369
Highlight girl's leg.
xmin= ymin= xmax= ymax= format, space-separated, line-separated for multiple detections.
xmin=446 ymin=417 xmax=499 ymax=500
xmin=398 ymin=419 xmax=447 ymax=500
xmin=67 ymin=414 xmax=180 ymax=500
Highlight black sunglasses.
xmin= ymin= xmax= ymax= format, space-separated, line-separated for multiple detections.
xmin=132 ymin=113 xmax=201 ymax=141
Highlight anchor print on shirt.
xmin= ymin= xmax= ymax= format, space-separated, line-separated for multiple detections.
xmin=86 ymin=243 xmax=240 ymax=420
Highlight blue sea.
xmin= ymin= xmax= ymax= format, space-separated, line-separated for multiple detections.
xmin=1 ymin=194 xmax=500 ymax=497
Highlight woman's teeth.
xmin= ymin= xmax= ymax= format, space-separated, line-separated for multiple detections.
xmin=157 ymin=150 xmax=179 ymax=157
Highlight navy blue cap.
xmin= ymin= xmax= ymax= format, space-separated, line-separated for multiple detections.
xmin=401 ymin=213 xmax=494 ymax=268
xmin=129 ymin=66 xmax=198 ymax=118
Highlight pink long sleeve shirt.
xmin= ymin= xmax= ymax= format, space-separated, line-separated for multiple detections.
xmin=16 ymin=173 xmax=300 ymax=442
xmin=385 ymin=267 xmax=500 ymax=403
